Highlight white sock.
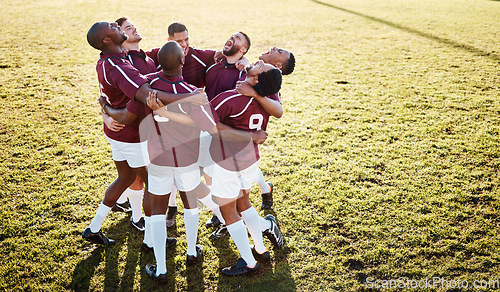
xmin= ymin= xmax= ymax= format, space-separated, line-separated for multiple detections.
xmin=241 ymin=207 xmax=266 ymax=254
xmin=151 ymin=215 xmax=167 ymax=275
xmin=260 ymin=217 xmax=272 ymax=232
xmin=144 ymin=216 xmax=152 ymax=247
xmin=255 ymin=168 xmax=271 ymax=194
xmin=184 ymin=208 xmax=199 ymax=256
xmin=127 ymin=189 xmax=143 ymax=223
xmin=89 ymin=203 xmax=112 ymax=233
xmin=226 ymin=220 xmax=257 ymax=268
xmin=169 ymin=186 xmax=177 ymax=207
xmin=116 ymin=191 xmax=128 ymax=204
xmin=198 ymin=193 xmax=226 ymax=225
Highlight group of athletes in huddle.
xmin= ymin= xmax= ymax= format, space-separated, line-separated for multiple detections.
xmin=83 ymin=17 xmax=295 ymax=281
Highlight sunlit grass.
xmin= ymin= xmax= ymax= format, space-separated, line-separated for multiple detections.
xmin=0 ymin=0 xmax=499 ymax=291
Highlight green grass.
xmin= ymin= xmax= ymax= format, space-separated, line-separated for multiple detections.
xmin=0 ymin=0 xmax=499 ymax=291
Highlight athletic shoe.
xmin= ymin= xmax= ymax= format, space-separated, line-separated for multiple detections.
xmin=205 ymin=214 xmax=220 ymax=228
xmin=145 ymin=263 xmax=167 ymax=284
xmin=141 ymin=238 xmax=177 ymax=252
xmin=186 ymin=244 xmax=203 ymax=266
xmin=221 ymin=258 xmax=259 ymax=276
xmin=251 ymin=245 xmax=270 ymax=263
xmin=261 ymin=183 xmax=274 ymax=210
xmin=82 ymin=228 xmax=115 ymax=246
xmin=112 ymin=201 xmax=132 ymax=213
xmin=166 ymin=206 xmax=177 ymax=228
xmin=263 ymin=215 xmax=283 ymax=249
xmin=131 ymin=217 xmax=145 ymax=232
xmin=209 ymin=224 xmax=228 ymax=240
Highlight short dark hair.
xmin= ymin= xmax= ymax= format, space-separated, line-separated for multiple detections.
xmin=115 ymin=16 xmax=128 ymax=27
xmin=239 ymin=31 xmax=251 ymax=55
xmin=158 ymin=41 xmax=184 ymax=71
xmin=282 ymin=52 xmax=295 ymax=75
xmin=168 ymin=22 xmax=188 ymax=37
xmin=254 ymin=68 xmax=282 ymax=97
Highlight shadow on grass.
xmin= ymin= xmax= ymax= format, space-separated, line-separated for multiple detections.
xmin=70 ymin=215 xmax=177 ymax=291
xmin=70 ymin=218 xmax=126 ymax=291
xmin=310 ymin=0 xmax=500 ymax=62
xmin=212 ymin=210 xmax=297 ymax=291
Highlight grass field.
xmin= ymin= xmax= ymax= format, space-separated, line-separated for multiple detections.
xmin=0 ymin=0 xmax=499 ymax=291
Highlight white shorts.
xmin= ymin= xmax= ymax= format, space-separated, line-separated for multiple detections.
xmin=211 ymin=161 xmax=259 ymax=199
xmin=198 ymin=131 xmax=214 ymax=170
xmin=106 ymin=136 xmax=148 ymax=168
xmin=148 ymin=163 xmax=201 ymax=195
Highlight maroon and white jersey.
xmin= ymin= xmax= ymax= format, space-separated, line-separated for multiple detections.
xmin=145 ymin=47 xmax=162 ymax=71
xmin=209 ymin=90 xmax=279 ymax=171
xmin=205 ymin=56 xmax=246 ymax=101
xmin=144 ymin=72 xmax=218 ymax=167
xmin=126 ymin=49 xmax=158 ymax=75
xmin=147 ymin=47 xmax=215 ymax=88
xmin=96 ymin=52 xmax=148 ymax=143
xmin=183 ymin=47 xmax=216 ymax=88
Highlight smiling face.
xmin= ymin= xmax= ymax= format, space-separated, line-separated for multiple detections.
xmin=119 ymin=20 xmax=142 ymax=44
xmin=223 ymin=32 xmax=248 ymax=57
xmin=245 ymin=60 xmax=275 ymax=85
xmin=258 ymin=47 xmax=290 ymax=71
xmin=168 ymin=30 xmax=189 ymax=56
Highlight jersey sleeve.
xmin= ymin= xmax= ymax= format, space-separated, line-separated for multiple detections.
xmin=108 ymin=61 xmax=148 ymax=100
xmin=126 ymin=99 xmax=145 ymax=116
xmin=211 ymin=94 xmax=234 ymax=124
xmin=268 ymin=92 xmax=282 ymax=103
xmin=199 ymin=49 xmax=216 ymax=68
xmin=184 ymin=103 xmax=219 ymax=132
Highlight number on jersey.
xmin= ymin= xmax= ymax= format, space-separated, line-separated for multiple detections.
xmin=249 ymin=114 xmax=264 ymax=130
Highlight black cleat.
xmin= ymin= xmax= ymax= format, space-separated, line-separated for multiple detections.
xmin=221 ymin=258 xmax=259 ymax=276
xmin=112 ymin=201 xmax=132 ymax=213
xmin=82 ymin=228 xmax=115 ymax=246
xmin=141 ymin=238 xmax=177 ymax=252
xmin=131 ymin=217 xmax=145 ymax=232
xmin=251 ymin=246 xmax=270 ymax=263
xmin=205 ymin=214 xmax=221 ymax=228
xmin=145 ymin=263 xmax=167 ymax=283
xmin=263 ymin=215 xmax=283 ymax=249
xmin=261 ymin=183 xmax=274 ymax=210
xmin=209 ymin=224 xmax=228 ymax=240
xmin=186 ymin=244 xmax=203 ymax=266
xmin=166 ymin=206 xmax=177 ymax=228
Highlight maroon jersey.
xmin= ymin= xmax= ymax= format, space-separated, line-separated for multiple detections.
xmin=205 ymin=56 xmax=246 ymax=101
xmin=182 ymin=47 xmax=216 ymax=88
xmin=147 ymin=47 xmax=215 ymax=88
xmin=126 ymin=49 xmax=158 ymax=75
xmin=146 ymin=48 xmax=161 ymax=71
xmin=97 ymin=52 xmax=148 ymax=143
xmin=209 ymin=90 xmax=279 ymax=171
xmin=144 ymin=72 xmax=218 ymax=167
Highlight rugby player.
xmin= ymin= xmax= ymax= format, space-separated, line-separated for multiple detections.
xmin=83 ymin=21 xmax=207 ymax=247
xmin=235 ymin=46 xmax=296 ymax=210
xmin=209 ymin=60 xmax=284 ymax=276
xmin=142 ymin=41 xmax=267 ymax=282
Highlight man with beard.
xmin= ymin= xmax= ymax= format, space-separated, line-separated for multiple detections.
xmin=83 ymin=21 xmax=207 ymax=246
xmin=204 ymin=32 xmax=251 ymax=101
xmin=206 ymin=46 xmax=296 ymax=239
